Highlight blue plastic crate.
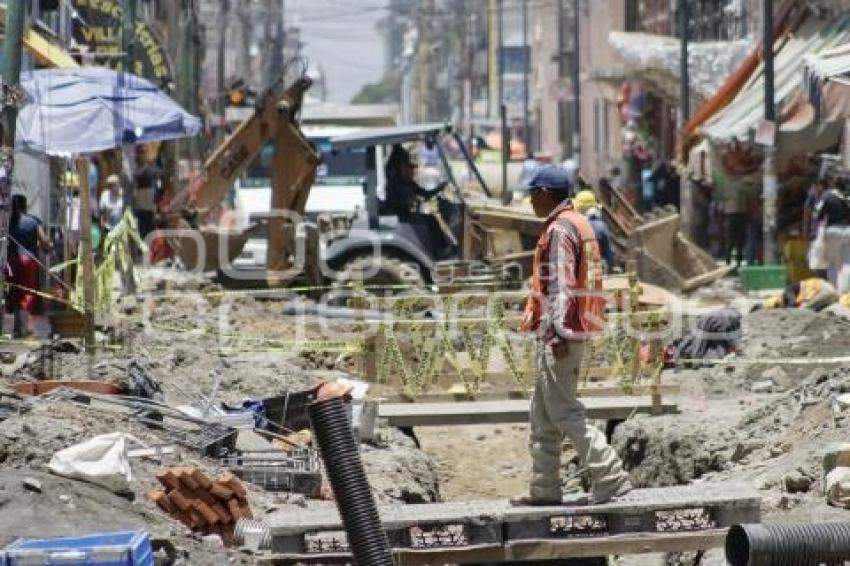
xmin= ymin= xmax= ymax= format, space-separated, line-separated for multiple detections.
xmin=1 ymin=531 xmax=152 ymax=566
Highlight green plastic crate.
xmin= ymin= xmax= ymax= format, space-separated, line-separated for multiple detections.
xmin=739 ymin=264 xmax=787 ymax=290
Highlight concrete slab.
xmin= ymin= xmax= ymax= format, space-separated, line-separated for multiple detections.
xmin=267 ymin=481 xmax=759 ymax=536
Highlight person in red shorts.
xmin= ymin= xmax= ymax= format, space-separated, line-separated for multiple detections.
xmin=6 ymin=194 xmax=51 ymax=337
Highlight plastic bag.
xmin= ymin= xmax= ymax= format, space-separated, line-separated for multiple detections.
xmin=826 ymin=466 xmax=850 ymax=508
xmin=48 ymin=432 xmax=146 ymax=493
xmin=808 ymin=223 xmax=829 ymax=271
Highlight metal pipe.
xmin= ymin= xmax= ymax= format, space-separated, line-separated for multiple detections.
xmin=308 ymin=396 xmax=393 ymax=566
xmin=726 ymin=522 xmax=850 ymax=566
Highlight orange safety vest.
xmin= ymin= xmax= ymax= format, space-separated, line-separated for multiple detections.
xmin=520 ymin=205 xmax=605 ymax=335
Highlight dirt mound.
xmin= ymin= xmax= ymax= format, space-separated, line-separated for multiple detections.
xmin=363 ymin=429 xmax=440 ymax=504
xmin=612 ymin=416 xmax=736 ymax=488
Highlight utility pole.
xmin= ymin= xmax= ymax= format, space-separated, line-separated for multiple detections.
xmin=416 ymin=0 xmax=433 ymax=122
xmin=0 ymin=1 xmax=26 ymax=329
xmin=501 ymin=104 xmax=510 ymax=204
xmin=217 ymin=0 xmax=230 ymax=146
xmin=679 ymin=0 xmax=689 ymax=127
xmin=122 ymin=0 xmax=137 ymax=75
xmin=178 ymin=0 xmax=201 ymax=159
xmin=522 ymin=0 xmax=531 ymax=153
xmin=488 ymin=0 xmax=498 ymax=118
xmin=497 ymin=0 xmax=504 ymax=114
xmin=572 ymin=0 xmax=581 ymax=167
xmin=762 ymin=0 xmax=777 ymax=264
xmin=498 ymin=0 xmax=510 ymax=203
xmin=121 ymin=0 xmax=137 ymax=215
xmin=236 ymin=0 xmax=252 ymax=85
xmin=678 ymin=0 xmax=692 ymax=237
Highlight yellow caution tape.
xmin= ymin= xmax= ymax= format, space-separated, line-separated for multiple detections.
xmin=4 ymin=282 xmax=85 ymax=312
xmin=676 ymin=355 xmax=850 ymax=366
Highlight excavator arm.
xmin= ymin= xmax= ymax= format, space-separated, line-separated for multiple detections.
xmin=178 ymin=76 xmax=319 ymax=214
xmin=167 ymin=77 xmax=320 ymax=286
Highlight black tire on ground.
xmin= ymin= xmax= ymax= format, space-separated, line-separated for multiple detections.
xmin=328 ymin=255 xmax=427 ymax=306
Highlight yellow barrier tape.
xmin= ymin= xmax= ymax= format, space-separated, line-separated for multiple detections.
xmin=4 ymin=282 xmax=84 ymax=312
xmin=147 ymin=321 xmax=365 ymax=352
xmin=676 ymin=356 xmax=850 ymax=366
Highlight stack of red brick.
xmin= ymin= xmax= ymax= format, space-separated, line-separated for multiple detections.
xmin=147 ymin=467 xmax=253 ymax=543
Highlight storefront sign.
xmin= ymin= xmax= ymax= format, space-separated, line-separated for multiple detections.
xmin=72 ymin=0 xmax=173 ymax=86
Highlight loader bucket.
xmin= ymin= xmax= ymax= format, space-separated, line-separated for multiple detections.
xmin=628 ymin=213 xmax=733 ymax=292
xmin=169 ymin=221 xmax=253 ymax=273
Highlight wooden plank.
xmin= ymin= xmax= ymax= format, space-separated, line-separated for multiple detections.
xmin=377 ymin=382 xmax=679 ymax=402
xmin=76 ymin=159 xmax=96 ymax=350
xmin=375 ymin=396 xmax=678 ymax=427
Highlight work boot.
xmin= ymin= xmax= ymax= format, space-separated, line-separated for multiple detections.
xmin=510 ymin=492 xmax=591 ymax=507
xmin=592 ymin=477 xmax=633 ymax=505
xmin=509 ymin=494 xmax=562 ymax=507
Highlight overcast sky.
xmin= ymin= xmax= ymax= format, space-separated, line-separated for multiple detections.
xmin=290 ymin=0 xmax=389 ymax=104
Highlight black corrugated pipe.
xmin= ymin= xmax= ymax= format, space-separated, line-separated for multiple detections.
xmin=726 ymin=522 xmax=850 ymax=566
xmin=308 ymin=395 xmax=394 ymax=566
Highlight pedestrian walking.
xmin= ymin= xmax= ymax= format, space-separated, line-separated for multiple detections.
xmin=512 ymin=165 xmax=632 ymax=506
xmin=6 ymin=195 xmax=51 ymax=338
xmin=99 ymin=174 xmax=125 ymax=232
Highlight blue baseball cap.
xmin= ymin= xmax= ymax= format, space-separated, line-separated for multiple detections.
xmin=519 ymin=165 xmax=574 ymax=196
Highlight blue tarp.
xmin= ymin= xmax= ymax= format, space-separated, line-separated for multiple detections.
xmin=16 ymin=68 xmax=201 ymax=155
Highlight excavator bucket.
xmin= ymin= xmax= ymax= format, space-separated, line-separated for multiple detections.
xmin=628 ymin=212 xmax=733 ymax=292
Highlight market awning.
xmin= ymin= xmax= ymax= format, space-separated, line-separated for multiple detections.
xmin=801 ymin=43 xmax=850 ymax=123
xmin=16 ymin=68 xmax=201 ymax=155
xmin=701 ymin=12 xmax=850 ymax=153
xmin=608 ymin=31 xmax=749 ymax=101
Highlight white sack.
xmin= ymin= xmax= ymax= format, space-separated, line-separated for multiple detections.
xmin=48 ymin=432 xmax=146 ymax=492
xmin=826 ymin=466 xmax=850 ymax=508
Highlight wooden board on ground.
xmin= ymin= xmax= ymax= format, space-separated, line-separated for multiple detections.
xmin=373 ymin=396 xmax=678 ymax=427
xmin=375 ymin=382 xmax=679 ymax=402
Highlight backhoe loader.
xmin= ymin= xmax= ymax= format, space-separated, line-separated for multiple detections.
xmin=163 ymin=76 xmax=321 ymax=288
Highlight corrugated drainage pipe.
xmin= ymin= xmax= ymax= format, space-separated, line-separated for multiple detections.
xmin=308 ymin=395 xmax=394 ymax=566
xmin=726 ymin=522 xmax=850 ymax=566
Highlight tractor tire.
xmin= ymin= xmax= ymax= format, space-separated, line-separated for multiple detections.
xmin=327 ymin=255 xmax=427 ymax=306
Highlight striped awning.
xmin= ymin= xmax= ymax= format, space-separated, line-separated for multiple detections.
xmin=702 ymin=12 xmax=850 ymax=147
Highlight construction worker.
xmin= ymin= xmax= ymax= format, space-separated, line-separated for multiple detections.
xmin=513 ymin=165 xmax=632 ymax=506
xmin=760 ymin=277 xmax=839 ymax=311
xmin=573 ymin=189 xmax=615 ymax=273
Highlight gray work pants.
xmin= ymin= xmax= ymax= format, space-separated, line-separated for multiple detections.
xmin=529 ymin=341 xmax=629 ymax=501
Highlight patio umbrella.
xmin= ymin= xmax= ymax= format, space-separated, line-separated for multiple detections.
xmin=16 ymin=67 xmax=201 ymax=155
